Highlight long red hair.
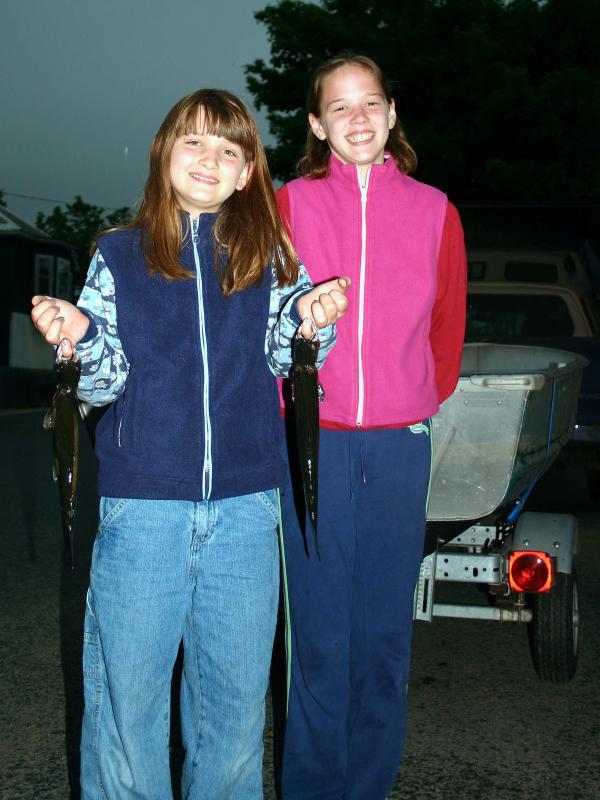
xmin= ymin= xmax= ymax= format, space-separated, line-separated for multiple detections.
xmin=128 ymin=89 xmax=297 ymax=292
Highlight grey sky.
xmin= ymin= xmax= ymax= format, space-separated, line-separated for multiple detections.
xmin=1 ymin=0 xmax=274 ymax=224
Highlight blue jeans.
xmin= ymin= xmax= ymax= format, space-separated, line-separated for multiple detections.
xmin=80 ymin=491 xmax=280 ymax=800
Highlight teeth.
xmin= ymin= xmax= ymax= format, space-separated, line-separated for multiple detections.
xmin=347 ymin=132 xmax=374 ymax=143
xmin=190 ymin=173 xmax=217 ymax=183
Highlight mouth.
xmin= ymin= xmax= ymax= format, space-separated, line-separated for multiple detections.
xmin=189 ymin=172 xmax=219 ymax=185
xmin=345 ymin=131 xmax=375 ymax=145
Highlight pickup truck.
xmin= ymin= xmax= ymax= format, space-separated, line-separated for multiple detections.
xmin=465 ymin=233 xmax=600 ymax=445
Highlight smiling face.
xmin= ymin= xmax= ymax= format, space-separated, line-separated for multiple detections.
xmin=309 ymin=64 xmax=396 ymax=183
xmin=169 ymin=109 xmax=251 ymax=216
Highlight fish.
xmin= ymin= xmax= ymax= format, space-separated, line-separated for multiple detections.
xmin=291 ymin=329 xmax=321 ymax=556
xmin=43 ymin=345 xmax=81 ymax=568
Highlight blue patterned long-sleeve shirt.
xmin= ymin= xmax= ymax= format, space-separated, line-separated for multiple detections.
xmin=75 ymin=250 xmax=335 ymax=406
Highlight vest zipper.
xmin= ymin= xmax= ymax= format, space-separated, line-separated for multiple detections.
xmin=356 ymin=168 xmax=371 ymax=427
xmin=191 ymin=215 xmax=213 ymax=499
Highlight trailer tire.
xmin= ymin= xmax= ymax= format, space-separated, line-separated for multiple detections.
xmin=529 ymin=569 xmax=579 ymax=683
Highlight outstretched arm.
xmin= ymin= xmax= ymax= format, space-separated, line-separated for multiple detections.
xmin=31 ymin=296 xmax=90 ymax=352
xmin=31 ymin=250 xmax=129 ymax=405
xmin=265 ymin=260 xmax=350 ymax=377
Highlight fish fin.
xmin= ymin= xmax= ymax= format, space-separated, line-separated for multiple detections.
xmin=43 ymin=407 xmax=55 ymax=430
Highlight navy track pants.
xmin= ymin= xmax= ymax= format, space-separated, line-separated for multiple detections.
xmin=280 ymin=424 xmax=431 ymax=800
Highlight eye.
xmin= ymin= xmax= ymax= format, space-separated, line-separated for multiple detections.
xmin=222 ymin=148 xmax=238 ymax=158
xmin=333 ymin=104 xmax=347 ymax=113
xmin=186 ymin=138 xmax=202 ymax=146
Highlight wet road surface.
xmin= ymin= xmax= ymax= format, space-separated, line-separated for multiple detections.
xmin=1 ymin=410 xmax=599 ymax=799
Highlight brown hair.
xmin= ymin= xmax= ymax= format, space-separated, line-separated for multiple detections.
xmin=297 ymin=54 xmax=417 ymax=180
xmin=124 ymin=89 xmax=297 ymax=292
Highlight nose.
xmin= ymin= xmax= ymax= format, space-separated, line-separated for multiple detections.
xmin=198 ymin=147 xmax=218 ymax=168
xmin=350 ymin=105 xmax=367 ymax=124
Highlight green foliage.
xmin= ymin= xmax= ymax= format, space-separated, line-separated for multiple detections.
xmin=36 ymin=196 xmax=132 ymax=284
xmin=246 ymin=0 xmax=600 ymax=201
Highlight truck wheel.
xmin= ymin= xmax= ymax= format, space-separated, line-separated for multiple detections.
xmin=529 ymin=569 xmax=579 ymax=682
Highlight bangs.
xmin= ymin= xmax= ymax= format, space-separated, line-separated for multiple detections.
xmin=311 ymin=54 xmax=391 ymax=112
xmin=178 ymin=97 xmax=257 ymax=161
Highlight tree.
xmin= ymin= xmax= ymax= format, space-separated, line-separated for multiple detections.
xmin=36 ymin=196 xmax=132 ymax=284
xmin=246 ymin=0 xmax=600 ymax=202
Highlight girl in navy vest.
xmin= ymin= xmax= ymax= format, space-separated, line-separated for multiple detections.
xmin=31 ymin=89 xmax=348 ymax=800
xmin=276 ymin=55 xmax=467 ymax=799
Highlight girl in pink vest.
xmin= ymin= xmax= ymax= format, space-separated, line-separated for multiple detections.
xmin=277 ymin=54 xmax=467 ymax=799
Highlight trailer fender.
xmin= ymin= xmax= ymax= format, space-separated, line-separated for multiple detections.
xmin=512 ymin=512 xmax=578 ymax=574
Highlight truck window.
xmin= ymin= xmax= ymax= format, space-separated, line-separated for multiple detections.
xmin=504 ymin=261 xmax=559 ymax=283
xmin=467 ymin=294 xmax=575 ymax=338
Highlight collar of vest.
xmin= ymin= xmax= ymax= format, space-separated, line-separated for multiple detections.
xmin=179 ymin=209 xmax=219 ymax=238
xmin=327 ymin=152 xmax=397 ymax=187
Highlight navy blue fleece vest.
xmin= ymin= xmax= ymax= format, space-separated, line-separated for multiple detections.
xmin=93 ymin=216 xmax=286 ymax=501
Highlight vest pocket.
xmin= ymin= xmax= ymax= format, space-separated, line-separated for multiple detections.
xmin=116 ymin=385 xmax=128 ymax=447
xmin=114 ymin=373 xmax=136 ymax=449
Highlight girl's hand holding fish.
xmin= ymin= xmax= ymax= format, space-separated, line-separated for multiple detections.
xmin=31 ymin=296 xmax=85 ymax=567
xmin=296 ymin=276 xmax=350 ymax=338
xmin=31 ymin=296 xmax=90 ymax=353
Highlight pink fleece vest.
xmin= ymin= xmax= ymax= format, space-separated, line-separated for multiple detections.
xmin=286 ymin=155 xmax=447 ymax=429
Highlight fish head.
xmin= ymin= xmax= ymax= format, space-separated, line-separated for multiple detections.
xmin=293 ymin=333 xmax=320 ymax=367
xmin=56 ymin=350 xmax=81 ymax=391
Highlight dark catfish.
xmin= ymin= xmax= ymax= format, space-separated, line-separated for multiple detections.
xmin=44 ymin=346 xmax=80 ymax=568
xmin=291 ymin=331 xmax=321 ymax=556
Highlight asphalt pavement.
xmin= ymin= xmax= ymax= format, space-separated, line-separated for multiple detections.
xmin=1 ymin=410 xmax=599 ymax=799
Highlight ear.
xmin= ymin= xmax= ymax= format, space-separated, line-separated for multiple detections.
xmin=236 ymin=161 xmax=253 ymax=191
xmin=308 ymin=113 xmax=327 ymax=141
xmin=388 ymin=99 xmax=397 ymax=129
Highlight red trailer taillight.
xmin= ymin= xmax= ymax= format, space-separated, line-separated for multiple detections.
xmin=508 ymin=551 xmax=553 ymax=593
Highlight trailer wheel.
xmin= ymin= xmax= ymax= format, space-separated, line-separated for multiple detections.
xmin=529 ymin=569 xmax=579 ymax=682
